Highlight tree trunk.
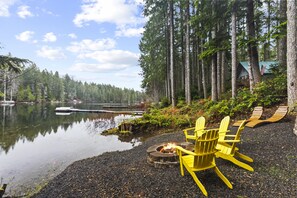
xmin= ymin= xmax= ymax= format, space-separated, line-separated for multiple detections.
xmin=169 ymin=0 xmax=176 ymax=107
xmin=287 ymin=0 xmax=297 ymax=110
xmin=216 ymin=51 xmax=221 ymax=100
xmin=278 ymin=0 xmax=287 ymax=68
xmin=247 ymin=0 xmax=261 ymax=91
xmin=180 ymin=1 xmax=185 ymax=93
xmin=185 ymin=0 xmax=191 ymax=104
xmin=197 ymin=39 xmax=202 ymax=95
xmin=263 ymin=0 xmax=271 ymax=61
xmin=201 ymin=39 xmax=207 ymax=99
xmin=211 ymin=50 xmax=218 ymax=101
xmin=166 ymin=16 xmax=171 ymax=101
xmin=221 ymin=51 xmax=226 ymax=94
xmin=231 ymin=1 xmax=237 ymax=98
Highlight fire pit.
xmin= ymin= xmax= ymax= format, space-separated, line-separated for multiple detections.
xmin=147 ymin=142 xmax=193 ymax=168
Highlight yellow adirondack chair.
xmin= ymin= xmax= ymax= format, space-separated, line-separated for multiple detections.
xmin=183 ymin=116 xmax=206 ymax=142
xmin=216 ymin=120 xmax=254 ymax=172
xmin=176 ymin=129 xmax=233 ymax=196
xmin=232 ymin=106 xmax=263 ymax=126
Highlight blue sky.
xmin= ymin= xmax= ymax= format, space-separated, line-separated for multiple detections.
xmin=0 ymin=0 xmax=145 ymax=91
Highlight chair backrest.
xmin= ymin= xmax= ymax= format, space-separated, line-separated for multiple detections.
xmin=230 ymin=120 xmax=246 ymax=154
xmin=194 ymin=116 xmax=206 ymax=132
xmin=193 ymin=129 xmax=219 ymax=169
xmin=250 ymin=106 xmax=263 ymax=119
xmin=267 ymin=106 xmax=288 ymax=121
xmin=218 ymin=116 xmax=230 ymax=142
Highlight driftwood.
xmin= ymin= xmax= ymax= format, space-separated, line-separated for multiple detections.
xmin=119 ymin=122 xmax=133 ymax=134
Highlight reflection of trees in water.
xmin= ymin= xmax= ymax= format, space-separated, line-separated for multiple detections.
xmin=0 ymin=104 xmax=142 ymax=154
xmin=118 ymin=136 xmax=141 ymax=146
xmin=86 ymin=114 xmax=140 ymax=135
xmin=0 ymin=104 xmax=121 ymax=154
xmin=88 ymin=114 xmax=142 ymax=145
xmin=86 ymin=118 xmax=115 ymax=134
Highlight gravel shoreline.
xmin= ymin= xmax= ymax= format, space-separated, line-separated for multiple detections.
xmin=32 ymin=119 xmax=297 ymax=198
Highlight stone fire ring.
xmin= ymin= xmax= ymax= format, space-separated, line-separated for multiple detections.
xmin=146 ymin=142 xmax=193 ymax=168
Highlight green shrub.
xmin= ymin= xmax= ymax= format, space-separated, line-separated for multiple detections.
xmin=160 ymin=97 xmax=170 ymax=108
xmin=130 ymin=74 xmax=287 ymax=134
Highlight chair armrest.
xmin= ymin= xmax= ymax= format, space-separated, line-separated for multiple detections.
xmin=218 ymin=130 xmax=230 ymax=133
xmin=184 ymin=128 xmax=205 ymax=137
xmin=176 ymin=146 xmax=217 ymax=156
xmin=175 ymin=146 xmax=198 ymax=156
xmin=218 ymin=130 xmax=231 ymax=137
xmin=218 ymin=140 xmax=240 ymax=143
xmin=183 ymin=127 xmax=195 ymax=132
xmin=224 ymin=135 xmax=236 ymax=137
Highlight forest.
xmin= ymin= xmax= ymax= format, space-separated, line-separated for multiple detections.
xmin=139 ymin=0 xmax=296 ymax=110
xmin=0 ymin=64 xmax=144 ymax=104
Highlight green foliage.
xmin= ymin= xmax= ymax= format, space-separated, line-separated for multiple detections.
xmin=0 ymin=54 xmax=35 ymax=73
xmin=132 ymin=74 xmax=287 ymax=133
xmin=26 ymin=86 xmax=35 ymax=102
xmin=172 ymin=114 xmax=191 ymax=128
xmin=207 ymin=99 xmax=231 ymax=119
xmin=176 ymin=99 xmax=186 ymax=108
xmin=1 ymin=65 xmax=144 ymax=103
xmin=160 ymin=97 xmax=170 ymax=108
xmin=17 ymin=86 xmax=25 ymax=101
xmin=141 ymin=109 xmax=172 ymax=127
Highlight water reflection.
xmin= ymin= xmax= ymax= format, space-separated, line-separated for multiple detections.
xmin=0 ymin=104 xmax=141 ymax=196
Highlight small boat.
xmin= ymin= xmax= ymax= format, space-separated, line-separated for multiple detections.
xmin=55 ymin=107 xmax=73 ymax=112
xmin=0 ymin=100 xmax=15 ymax=106
xmin=55 ymin=112 xmax=72 ymax=116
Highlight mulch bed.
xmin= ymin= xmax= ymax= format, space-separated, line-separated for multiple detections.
xmin=32 ymin=118 xmax=297 ymax=198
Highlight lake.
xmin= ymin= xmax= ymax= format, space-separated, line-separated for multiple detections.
xmin=0 ymin=103 xmax=142 ymax=196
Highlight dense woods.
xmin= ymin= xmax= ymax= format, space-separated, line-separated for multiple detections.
xmin=0 ymin=65 xmax=144 ymax=104
xmin=139 ymin=0 xmax=297 ymax=110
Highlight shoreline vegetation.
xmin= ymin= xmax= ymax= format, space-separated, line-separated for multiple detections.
xmin=102 ymin=70 xmax=290 ymax=137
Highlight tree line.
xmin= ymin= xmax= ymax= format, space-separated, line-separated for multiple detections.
xmin=0 ymin=64 xmax=144 ymax=104
xmin=139 ymin=0 xmax=296 ymax=110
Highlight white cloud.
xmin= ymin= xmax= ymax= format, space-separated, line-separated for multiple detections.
xmin=78 ymin=50 xmax=139 ymax=63
xmin=17 ymin=5 xmax=33 ymax=18
xmin=36 ymin=46 xmax=66 ymax=60
xmin=71 ymin=62 xmax=128 ymax=73
xmin=73 ymin=0 xmax=144 ymax=27
xmin=115 ymin=26 xmax=144 ymax=37
xmin=115 ymin=72 xmax=139 ymax=78
xmin=43 ymin=32 xmax=57 ymax=42
xmin=68 ymin=33 xmax=77 ymax=39
xmin=67 ymin=38 xmax=116 ymax=53
xmin=0 ymin=0 xmax=16 ymax=17
xmin=71 ymin=50 xmax=139 ymax=73
xmin=15 ymin=31 xmax=36 ymax=43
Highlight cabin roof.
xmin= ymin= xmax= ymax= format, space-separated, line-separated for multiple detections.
xmin=239 ymin=61 xmax=278 ymax=74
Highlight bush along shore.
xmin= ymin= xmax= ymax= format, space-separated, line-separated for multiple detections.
xmin=102 ymin=72 xmax=289 ymax=138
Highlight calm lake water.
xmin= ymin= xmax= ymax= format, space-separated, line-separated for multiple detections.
xmin=0 ymin=103 xmax=142 ymax=196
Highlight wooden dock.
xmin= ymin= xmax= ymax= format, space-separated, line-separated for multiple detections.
xmin=55 ymin=107 xmax=144 ymax=115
